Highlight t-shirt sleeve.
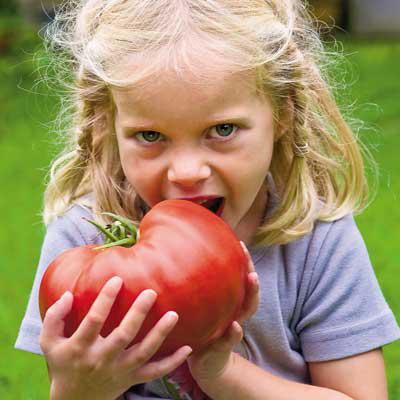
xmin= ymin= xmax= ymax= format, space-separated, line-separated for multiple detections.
xmin=296 ymin=214 xmax=400 ymax=362
xmin=14 ymin=206 xmax=99 ymax=355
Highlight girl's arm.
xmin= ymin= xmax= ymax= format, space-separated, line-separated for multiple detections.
xmin=308 ymin=348 xmax=387 ymax=399
xmin=197 ymin=348 xmax=387 ymax=400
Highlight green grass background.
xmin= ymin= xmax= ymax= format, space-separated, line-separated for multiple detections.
xmin=1 ymin=28 xmax=399 ymax=398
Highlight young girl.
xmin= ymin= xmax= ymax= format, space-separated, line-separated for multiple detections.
xmin=16 ymin=0 xmax=399 ymax=399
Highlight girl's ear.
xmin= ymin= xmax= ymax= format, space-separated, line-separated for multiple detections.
xmin=274 ymin=98 xmax=294 ymax=142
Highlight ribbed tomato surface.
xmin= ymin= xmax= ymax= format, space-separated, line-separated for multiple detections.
xmin=39 ymin=199 xmax=247 ymax=359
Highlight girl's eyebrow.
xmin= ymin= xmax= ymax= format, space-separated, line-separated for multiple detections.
xmin=121 ymin=116 xmax=252 ymax=131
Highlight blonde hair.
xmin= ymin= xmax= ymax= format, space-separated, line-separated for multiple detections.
xmin=42 ymin=0 xmax=373 ymax=245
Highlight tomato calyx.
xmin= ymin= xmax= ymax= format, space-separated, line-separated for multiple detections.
xmin=83 ymin=212 xmax=138 ymax=250
xmin=162 ymin=377 xmax=183 ymax=400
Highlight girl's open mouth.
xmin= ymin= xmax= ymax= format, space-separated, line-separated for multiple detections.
xmin=200 ymin=197 xmax=225 ymax=217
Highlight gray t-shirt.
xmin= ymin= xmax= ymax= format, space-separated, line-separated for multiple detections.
xmin=15 ymin=198 xmax=400 ymax=399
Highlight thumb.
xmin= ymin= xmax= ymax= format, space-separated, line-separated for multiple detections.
xmin=227 ymin=321 xmax=244 ymax=348
xmin=210 ymin=321 xmax=243 ymax=354
xmin=40 ymin=292 xmax=73 ymax=351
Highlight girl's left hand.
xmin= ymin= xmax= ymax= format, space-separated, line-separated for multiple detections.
xmin=187 ymin=242 xmax=260 ymax=386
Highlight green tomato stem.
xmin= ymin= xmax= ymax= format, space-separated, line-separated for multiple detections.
xmin=102 ymin=212 xmax=138 ymax=236
xmin=83 ymin=217 xmax=119 ymax=242
xmin=83 ymin=213 xmax=138 ymax=250
xmin=94 ymin=237 xmax=136 ymax=250
xmin=162 ymin=376 xmax=183 ymax=400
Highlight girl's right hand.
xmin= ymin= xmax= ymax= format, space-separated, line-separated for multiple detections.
xmin=39 ymin=276 xmax=192 ymax=400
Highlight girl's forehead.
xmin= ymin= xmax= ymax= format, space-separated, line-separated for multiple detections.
xmin=111 ymin=68 xmax=265 ymax=112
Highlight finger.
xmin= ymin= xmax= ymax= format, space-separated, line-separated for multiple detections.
xmin=40 ymin=291 xmax=73 ymax=351
xmin=240 ymin=241 xmax=256 ymax=273
xmin=134 ymin=345 xmax=193 ymax=383
xmin=208 ymin=321 xmax=243 ymax=354
xmin=237 ymin=273 xmax=260 ymax=325
xmin=73 ymin=276 xmax=123 ymax=344
xmin=102 ymin=289 xmax=158 ymax=357
xmin=123 ymin=311 xmax=180 ymax=368
xmin=226 ymin=321 xmax=244 ymax=349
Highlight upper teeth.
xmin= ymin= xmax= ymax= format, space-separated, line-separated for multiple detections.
xmin=194 ymin=200 xmax=209 ymax=204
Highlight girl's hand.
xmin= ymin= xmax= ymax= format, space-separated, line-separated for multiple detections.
xmin=187 ymin=242 xmax=260 ymax=386
xmin=39 ymin=277 xmax=192 ymax=400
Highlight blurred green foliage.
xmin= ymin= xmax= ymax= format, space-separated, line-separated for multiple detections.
xmin=0 ymin=0 xmax=18 ymax=15
xmin=0 ymin=14 xmax=42 ymax=57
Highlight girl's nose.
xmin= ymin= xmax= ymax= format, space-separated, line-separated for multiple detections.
xmin=167 ymin=151 xmax=211 ymax=187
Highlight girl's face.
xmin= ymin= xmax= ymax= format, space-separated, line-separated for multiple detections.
xmin=112 ymin=71 xmax=277 ymax=243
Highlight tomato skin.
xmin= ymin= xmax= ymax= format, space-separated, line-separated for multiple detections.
xmin=39 ymin=199 xmax=247 ymax=359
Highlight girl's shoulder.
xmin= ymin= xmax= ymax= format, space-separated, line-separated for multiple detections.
xmin=282 ymin=212 xmax=366 ymax=273
xmin=250 ymin=212 xmax=369 ymax=294
xmin=307 ymin=212 xmax=359 ymax=248
xmin=277 ymin=213 xmax=373 ymax=309
xmin=45 ymin=192 xmax=101 ymax=247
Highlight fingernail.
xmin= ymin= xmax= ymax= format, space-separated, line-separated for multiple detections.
xmin=233 ymin=321 xmax=242 ymax=330
xmin=183 ymin=346 xmax=193 ymax=356
xmin=109 ymin=276 xmax=123 ymax=286
xmin=143 ymin=289 xmax=158 ymax=301
xmin=104 ymin=277 xmax=122 ymax=296
xmin=60 ymin=291 xmax=71 ymax=302
xmin=166 ymin=311 xmax=179 ymax=323
xmin=240 ymin=241 xmax=250 ymax=255
xmin=251 ymin=272 xmax=259 ymax=286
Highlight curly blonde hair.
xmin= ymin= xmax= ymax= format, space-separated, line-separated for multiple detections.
xmin=42 ymin=0 xmax=372 ymax=245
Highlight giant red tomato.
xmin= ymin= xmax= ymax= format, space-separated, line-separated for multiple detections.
xmin=39 ymin=199 xmax=247 ymax=359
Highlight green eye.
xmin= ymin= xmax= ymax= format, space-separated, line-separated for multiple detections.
xmin=211 ymin=124 xmax=238 ymax=139
xmin=216 ymin=124 xmax=234 ymax=136
xmin=137 ymin=131 xmax=161 ymax=143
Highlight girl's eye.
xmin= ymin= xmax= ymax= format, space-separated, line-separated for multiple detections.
xmin=135 ymin=131 xmax=162 ymax=144
xmin=134 ymin=124 xmax=239 ymax=145
xmin=209 ymin=124 xmax=238 ymax=140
